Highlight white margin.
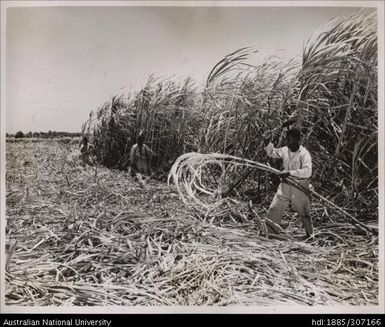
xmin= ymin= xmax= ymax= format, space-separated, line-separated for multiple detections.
xmin=0 ymin=0 xmax=8 ymax=315
xmin=0 ymin=0 xmax=384 ymax=315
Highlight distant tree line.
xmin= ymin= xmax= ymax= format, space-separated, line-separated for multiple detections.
xmin=7 ymin=131 xmax=82 ymax=139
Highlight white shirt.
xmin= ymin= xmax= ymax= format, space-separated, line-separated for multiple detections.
xmin=265 ymin=143 xmax=312 ymax=179
xmin=130 ymin=143 xmax=154 ymax=163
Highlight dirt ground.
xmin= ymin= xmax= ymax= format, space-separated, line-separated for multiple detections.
xmin=3 ymin=139 xmax=379 ymax=308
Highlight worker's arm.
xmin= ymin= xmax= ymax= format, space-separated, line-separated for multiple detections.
xmin=129 ymin=144 xmax=136 ymax=165
xmin=265 ymin=142 xmax=284 ymax=159
xmin=289 ymin=151 xmax=312 ymax=179
xmin=144 ymin=144 xmax=156 ymax=158
xmin=88 ymin=143 xmax=95 ymax=154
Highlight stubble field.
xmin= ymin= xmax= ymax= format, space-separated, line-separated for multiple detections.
xmin=4 ymin=139 xmax=379 ymax=307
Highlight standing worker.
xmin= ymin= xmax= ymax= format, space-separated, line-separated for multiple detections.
xmin=265 ymin=127 xmax=313 ymax=240
xmin=130 ymin=132 xmax=156 ymax=177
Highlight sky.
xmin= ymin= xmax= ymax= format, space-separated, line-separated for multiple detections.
xmin=2 ymin=1 xmax=373 ymax=134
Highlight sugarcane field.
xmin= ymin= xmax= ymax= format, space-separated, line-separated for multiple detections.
xmin=2 ymin=4 xmax=382 ymax=311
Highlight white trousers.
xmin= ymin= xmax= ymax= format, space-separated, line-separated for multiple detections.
xmin=267 ymin=181 xmax=313 ymax=235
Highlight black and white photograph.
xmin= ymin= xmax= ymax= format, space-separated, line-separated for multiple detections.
xmin=1 ymin=0 xmax=384 ymax=315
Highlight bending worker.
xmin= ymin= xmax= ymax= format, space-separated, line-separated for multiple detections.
xmin=79 ymin=135 xmax=94 ymax=165
xmin=265 ymin=128 xmax=313 ymax=240
xmin=130 ymin=132 xmax=156 ymax=177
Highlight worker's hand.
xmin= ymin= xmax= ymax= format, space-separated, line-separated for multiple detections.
xmin=279 ymin=170 xmax=290 ymax=181
xmin=264 ymin=142 xmax=274 ymax=153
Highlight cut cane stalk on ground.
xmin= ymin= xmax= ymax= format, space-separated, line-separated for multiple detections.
xmin=5 ymin=140 xmax=378 ymax=305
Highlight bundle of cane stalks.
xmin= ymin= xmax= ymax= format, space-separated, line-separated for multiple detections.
xmin=168 ymin=152 xmax=376 ymax=235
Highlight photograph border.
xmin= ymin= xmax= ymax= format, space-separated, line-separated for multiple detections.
xmin=1 ymin=0 xmax=384 ymax=315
